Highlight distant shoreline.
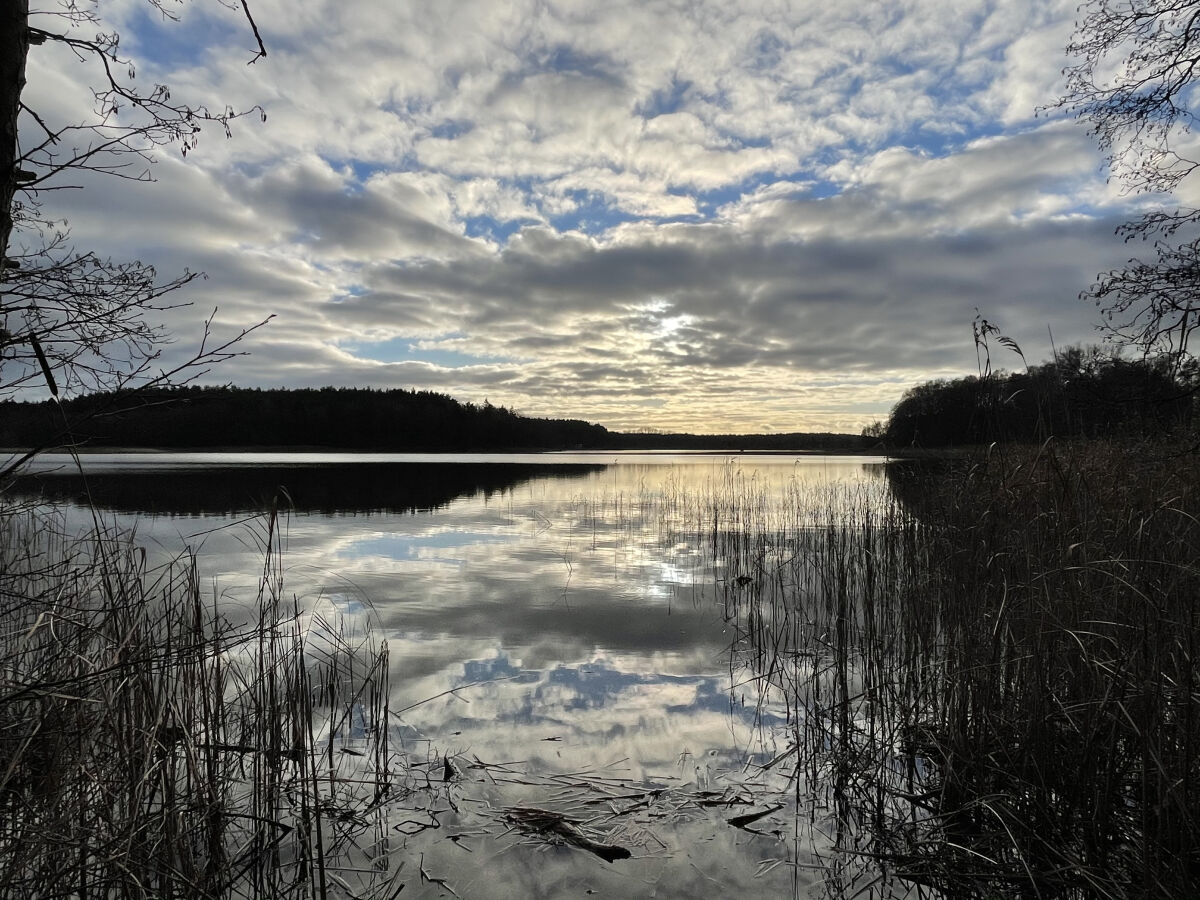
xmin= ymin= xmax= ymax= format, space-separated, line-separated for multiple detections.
xmin=4 ymin=444 xmax=883 ymax=456
xmin=0 ymin=386 xmax=871 ymax=456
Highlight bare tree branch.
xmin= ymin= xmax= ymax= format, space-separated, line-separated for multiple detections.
xmin=1055 ymin=1 xmax=1200 ymax=365
xmin=1 ymin=0 xmax=269 ymax=461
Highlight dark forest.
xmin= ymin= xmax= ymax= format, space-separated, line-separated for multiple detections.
xmin=0 ymin=385 xmax=865 ymax=452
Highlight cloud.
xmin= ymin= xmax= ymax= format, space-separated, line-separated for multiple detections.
xmin=13 ymin=0 xmax=1136 ymax=432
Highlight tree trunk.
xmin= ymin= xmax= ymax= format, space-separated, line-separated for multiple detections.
xmin=1 ymin=0 xmax=30 ymax=271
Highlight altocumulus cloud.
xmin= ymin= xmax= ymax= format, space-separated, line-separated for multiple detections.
xmin=18 ymin=0 xmax=1140 ymax=432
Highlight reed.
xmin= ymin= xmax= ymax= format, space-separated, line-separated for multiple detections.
xmin=0 ymin=503 xmax=400 ymax=899
xmin=677 ymin=443 xmax=1200 ymax=898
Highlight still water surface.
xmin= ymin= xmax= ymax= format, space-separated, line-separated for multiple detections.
xmin=9 ymin=451 xmax=895 ymax=898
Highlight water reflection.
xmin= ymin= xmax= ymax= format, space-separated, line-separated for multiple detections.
xmin=4 ymin=452 xmax=891 ymax=898
xmin=6 ymin=459 xmax=604 ymax=515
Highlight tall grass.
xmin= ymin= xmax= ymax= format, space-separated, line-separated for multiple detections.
xmin=678 ymin=445 xmax=1199 ymax=898
xmin=0 ymin=503 xmax=400 ymax=898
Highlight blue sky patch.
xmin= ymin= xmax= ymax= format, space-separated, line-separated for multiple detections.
xmin=636 ymin=77 xmax=693 ymax=119
xmin=550 ymin=189 xmax=636 ymax=232
xmin=463 ymin=215 xmax=537 ymax=242
xmin=343 ymin=335 xmax=512 ymax=367
xmin=537 ymin=44 xmax=619 ymax=83
xmin=123 ymin=5 xmax=238 ymax=72
xmin=695 ymin=170 xmax=840 ymax=214
xmin=430 ymin=119 xmax=475 ymax=140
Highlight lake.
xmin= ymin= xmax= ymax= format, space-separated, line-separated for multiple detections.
xmin=6 ymin=451 xmax=899 ymax=899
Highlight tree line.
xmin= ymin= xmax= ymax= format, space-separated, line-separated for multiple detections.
xmin=881 ymin=347 xmax=1195 ymax=448
xmin=612 ymin=430 xmax=866 ymax=452
xmin=0 ymin=386 xmax=609 ymax=452
xmin=0 ymin=385 xmax=868 ymax=453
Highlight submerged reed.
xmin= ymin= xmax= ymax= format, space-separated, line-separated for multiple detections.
xmin=0 ymin=502 xmax=399 ymax=899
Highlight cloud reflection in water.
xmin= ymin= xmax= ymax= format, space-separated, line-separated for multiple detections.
xmin=16 ymin=452 xmax=889 ymax=897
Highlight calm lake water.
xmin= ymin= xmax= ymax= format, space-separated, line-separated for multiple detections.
xmin=7 ymin=451 xmax=898 ymax=899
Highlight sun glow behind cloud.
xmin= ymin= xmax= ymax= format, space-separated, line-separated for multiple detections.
xmin=17 ymin=0 xmax=1139 ymax=433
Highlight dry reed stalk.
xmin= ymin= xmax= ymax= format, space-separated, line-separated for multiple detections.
xmin=0 ymin=502 xmax=402 ymax=898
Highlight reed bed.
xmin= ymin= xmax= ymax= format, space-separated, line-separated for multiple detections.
xmin=667 ymin=447 xmax=1199 ymax=898
xmin=0 ymin=503 xmax=400 ymax=899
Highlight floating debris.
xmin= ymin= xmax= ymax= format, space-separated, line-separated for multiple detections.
xmin=727 ymin=803 xmax=785 ymax=830
xmin=504 ymin=806 xmax=633 ymax=862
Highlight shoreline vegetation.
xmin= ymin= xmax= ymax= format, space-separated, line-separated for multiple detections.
xmin=688 ymin=436 xmax=1199 ymax=898
xmin=0 ymin=385 xmax=867 ymax=454
xmin=0 ymin=503 xmax=401 ymax=898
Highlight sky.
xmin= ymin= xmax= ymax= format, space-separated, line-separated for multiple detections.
xmin=14 ymin=0 xmax=1154 ymax=434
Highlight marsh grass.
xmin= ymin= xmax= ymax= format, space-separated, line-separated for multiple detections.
xmin=669 ymin=447 xmax=1199 ymax=898
xmin=0 ymin=503 xmax=400 ymax=898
